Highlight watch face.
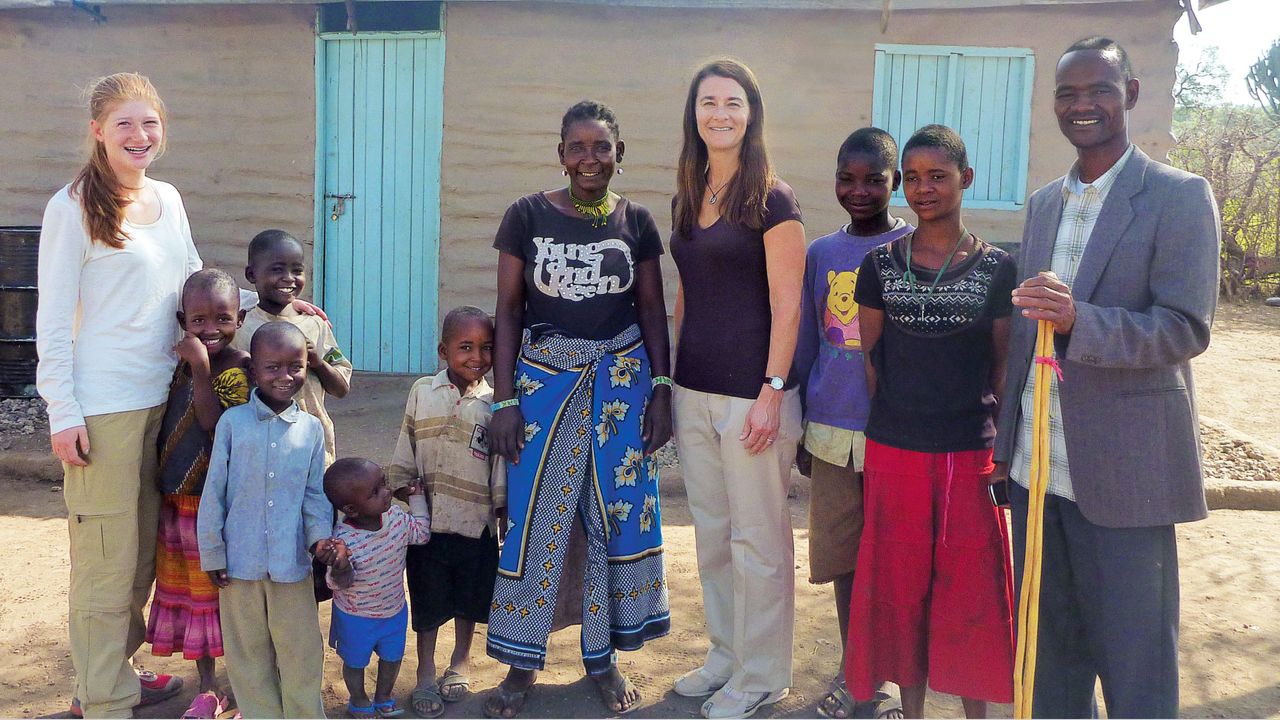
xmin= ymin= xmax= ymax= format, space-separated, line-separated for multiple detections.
xmin=768 ymin=376 xmax=784 ymax=390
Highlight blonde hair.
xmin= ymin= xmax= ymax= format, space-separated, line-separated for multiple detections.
xmin=70 ymin=72 xmax=168 ymax=248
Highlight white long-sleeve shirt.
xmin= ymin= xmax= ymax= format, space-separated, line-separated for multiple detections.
xmin=36 ymin=180 xmax=201 ymax=433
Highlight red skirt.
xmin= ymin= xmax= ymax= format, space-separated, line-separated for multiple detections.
xmin=846 ymin=440 xmax=1014 ymax=703
xmin=146 ymin=494 xmax=223 ymax=659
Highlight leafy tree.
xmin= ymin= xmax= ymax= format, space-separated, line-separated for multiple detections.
xmin=1173 ymin=45 xmax=1280 ymax=298
xmin=1175 ymin=46 xmax=1229 ymax=109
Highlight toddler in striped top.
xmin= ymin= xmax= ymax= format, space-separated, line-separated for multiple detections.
xmin=324 ymin=457 xmax=431 ymax=718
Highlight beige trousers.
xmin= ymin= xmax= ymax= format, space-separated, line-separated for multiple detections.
xmin=219 ymin=577 xmax=326 ymax=719
xmin=63 ymin=405 xmax=165 ymax=718
xmin=673 ymin=385 xmax=802 ymax=693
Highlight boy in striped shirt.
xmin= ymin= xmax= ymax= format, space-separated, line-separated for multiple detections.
xmin=324 ymin=457 xmax=431 ymax=717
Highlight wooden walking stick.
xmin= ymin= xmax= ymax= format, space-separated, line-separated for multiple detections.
xmin=1014 ymin=319 xmax=1060 ymax=719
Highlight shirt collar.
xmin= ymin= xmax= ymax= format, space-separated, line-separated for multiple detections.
xmin=1063 ymin=143 xmax=1134 ymax=198
xmin=429 ymin=369 xmax=493 ymax=400
xmin=251 ymin=388 xmax=302 ymax=422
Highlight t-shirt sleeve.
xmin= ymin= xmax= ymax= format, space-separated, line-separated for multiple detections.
xmin=319 ymin=319 xmax=354 ymax=381
xmin=988 ymin=251 xmax=1018 ymax=318
xmin=632 ymin=205 xmax=665 ymax=262
xmin=853 ymin=251 xmax=885 ymax=310
xmin=492 ymin=198 xmax=531 ymax=258
xmin=763 ymin=182 xmax=803 ymax=232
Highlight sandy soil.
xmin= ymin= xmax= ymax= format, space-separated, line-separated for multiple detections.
xmin=0 ymin=301 xmax=1277 ymax=719
xmin=1193 ymin=301 xmax=1280 ymax=449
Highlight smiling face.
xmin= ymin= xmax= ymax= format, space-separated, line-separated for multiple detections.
xmin=901 ymin=146 xmax=973 ymax=223
xmin=695 ymin=75 xmax=751 ymax=154
xmin=178 ymin=287 xmax=245 ymax=359
xmin=439 ymin=317 xmax=493 ymax=390
xmin=559 ymin=119 xmax=620 ymax=201
xmin=91 ymin=99 xmax=164 ymax=179
xmin=245 ymin=239 xmax=306 ymax=314
xmin=1054 ymin=49 xmax=1137 ymax=153
xmin=836 ymin=152 xmax=899 ymax=224
xmin=250 ymin=333 xmax=308 ymax=409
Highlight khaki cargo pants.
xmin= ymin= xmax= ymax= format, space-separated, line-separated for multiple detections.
xmin=63 ymin=406 xmax=164 ymax=718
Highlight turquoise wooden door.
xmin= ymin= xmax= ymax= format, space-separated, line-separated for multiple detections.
xmin=316 ymin=34 xmax=444 ymax=373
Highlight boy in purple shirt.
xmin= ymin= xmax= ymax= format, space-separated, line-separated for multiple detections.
xmin=793 ymin=127 xmax=912 ymax=719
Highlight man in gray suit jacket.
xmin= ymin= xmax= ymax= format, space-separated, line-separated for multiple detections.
xmin=993 ymin=38 xmax=1220 ymax=718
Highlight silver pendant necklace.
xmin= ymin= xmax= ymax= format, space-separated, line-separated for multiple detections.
xmin=706 ymin=172 xmax=730 ymax=205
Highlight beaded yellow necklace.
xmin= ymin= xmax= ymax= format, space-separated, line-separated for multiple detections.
xmin=569 ymin=189 xmax=611 ymax=228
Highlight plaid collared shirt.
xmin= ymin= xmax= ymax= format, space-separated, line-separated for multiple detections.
xmin=1010 ymin=144 xmax=1134 ymax=499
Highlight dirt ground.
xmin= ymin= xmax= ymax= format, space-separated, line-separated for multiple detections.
xmin=0 ymin=301 xmax=1278 ymax=719
xmin=1192 ymin=301 xmax=1280 ymax=450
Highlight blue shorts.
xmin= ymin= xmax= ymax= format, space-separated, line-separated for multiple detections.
xmin=328 ymin=604 xmax=408 ymax=668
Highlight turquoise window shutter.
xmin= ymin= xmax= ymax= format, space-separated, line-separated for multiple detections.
xmin=873 ymin=44 xmax=1035 ymax=210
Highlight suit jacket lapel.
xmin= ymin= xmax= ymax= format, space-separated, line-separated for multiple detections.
xmin=1016 ymin=179 xmax=1065 ymax=365
xmin=1071 ymin=149 xmax=1147 ymax=302
xmin=1027 ymin=182 xmax=1063 ymax=278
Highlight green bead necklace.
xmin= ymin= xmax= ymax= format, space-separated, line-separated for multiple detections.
xmin=903 ymin=229 xmax=971 ymax=321
xmin=569 ymin=189 xmax=611 ymax=228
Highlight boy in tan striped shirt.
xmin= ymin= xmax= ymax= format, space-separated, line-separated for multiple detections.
xmin=388 ymin=306 xmax=506 ymax=718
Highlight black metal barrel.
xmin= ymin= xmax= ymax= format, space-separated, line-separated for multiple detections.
xmin=0 ymin=226 xmax=40 ymax=398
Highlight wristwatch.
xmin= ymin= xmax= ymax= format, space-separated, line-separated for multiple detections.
xmin=764 ymin=375 xmax=785 ymax=391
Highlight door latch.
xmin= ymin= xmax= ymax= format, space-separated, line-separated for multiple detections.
xmin=326 ymin=193 xmax=356 ymax=220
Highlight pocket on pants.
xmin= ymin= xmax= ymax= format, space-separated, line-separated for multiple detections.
xmin=69 ymin=509 xmax=138 ymax=612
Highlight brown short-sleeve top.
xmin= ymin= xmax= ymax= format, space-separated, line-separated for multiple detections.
xmin=669 ymin=180 xmax=803 ymax=399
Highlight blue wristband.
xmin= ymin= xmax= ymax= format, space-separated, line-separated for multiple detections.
xmin=491 ymin=398 xmax=519 ymax=412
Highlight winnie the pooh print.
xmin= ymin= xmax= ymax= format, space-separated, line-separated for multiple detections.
xmin=823 ymin=269 xmax=861 ymax=349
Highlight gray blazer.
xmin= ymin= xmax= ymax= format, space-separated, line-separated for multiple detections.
xmin=994 ymin=148 xmax=1221 ymax=528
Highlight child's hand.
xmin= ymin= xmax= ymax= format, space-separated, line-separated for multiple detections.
xmin=207 ymin=569 xmax=230 ymax=588
xmin=408 ymin=479 xmax=425 ymax=496
xmin=331 ymin=541 xmax=352 ymax=572
xmin=175 ymin=331 xmax=211 ymax=373
xmin=314 ymin=537 xmax=350 ymax=567
xmin=305 ymin=340 xmax=323 ymax=370
xmin=497 ymin=508 xmax=509 ymax=544
xmin=796 ymin=444 xmax=813 ymax=478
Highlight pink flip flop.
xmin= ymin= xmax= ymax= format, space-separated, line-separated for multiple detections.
xmin=181 ymin=692 xmax=226 ymax=719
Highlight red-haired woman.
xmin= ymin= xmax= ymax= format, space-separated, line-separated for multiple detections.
xmin=668 ymin=58 xmax=807 ymax=720
xmin=35 ymin=73 xmax=317 ymax=719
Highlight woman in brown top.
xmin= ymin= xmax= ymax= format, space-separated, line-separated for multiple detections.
xmin=668 ymin=58 xmax=807 ymax=719
xmin=485 ymin=100 xmax=674 ymax=718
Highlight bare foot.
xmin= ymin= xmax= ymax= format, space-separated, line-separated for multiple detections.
xmin=592 ymin=666 xmax=641 ymax=714
xmin=483 ymin=668 xmax=536 ymax=719
xmin=440 ymin=666 xmax=471 ymax=702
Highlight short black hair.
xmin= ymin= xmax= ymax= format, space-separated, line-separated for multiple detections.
xmin=902 ymin=124 xmax=968 ymax=172
xmin=248 ymin=320 xmax=306 ymax=357
xmin=323 ymin=457 xmax=381 ymax=507
xmin=248 ymin=229 xmax=303 ymax=266
xmin=1062 ymin=37 xmax=1133 ymax=82
xmin=837 ymin=127 xmax=899 ymax=172
xmin=440 ymin=305 xmax=493 ymax=344
xmin=561 ymin=100 xmax=620 ymax=142
xmin=182 ymin=268 xmax=240 ymax=310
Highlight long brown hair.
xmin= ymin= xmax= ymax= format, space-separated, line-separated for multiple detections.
xmin=674 ymin=58 xmax=775 ymax=239
xmin=70 ymin=73 xmax=168 ymax=249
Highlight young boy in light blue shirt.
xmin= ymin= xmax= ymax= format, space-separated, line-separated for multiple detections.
xmin=198 ymin=321 xmax=341 ymax=718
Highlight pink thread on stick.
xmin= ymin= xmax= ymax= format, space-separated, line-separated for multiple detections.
xmin=1035 ymin=355 xmax=1064 ymax=382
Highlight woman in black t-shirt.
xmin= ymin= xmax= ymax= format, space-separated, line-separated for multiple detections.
xmin=484 ymin=100 xmax=673 ymax=718
xmin=846 ymin=125 xmax=1015 ymax=718
xmin=667 ymin=58 xmax=807 ymax=718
